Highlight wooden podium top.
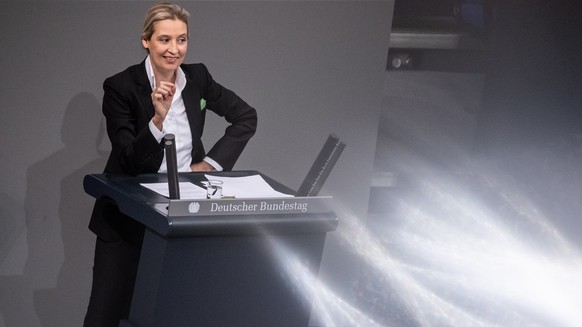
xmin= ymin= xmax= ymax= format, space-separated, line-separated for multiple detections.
xmin=84 ymin=171 xmax=338 ymax=237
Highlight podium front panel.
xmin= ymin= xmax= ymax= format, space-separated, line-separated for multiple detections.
xmin=83 ymin=171 xmax=337 ymax=327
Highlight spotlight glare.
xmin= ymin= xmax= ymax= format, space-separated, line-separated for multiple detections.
xmin=263 ymin=161 xmax=582 ymax=326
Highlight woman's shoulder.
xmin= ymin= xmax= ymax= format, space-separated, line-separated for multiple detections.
xmin=181 ymin=63 xmax=216 ymax=91
xmin=104 ymin=62 xmax=147 ymax=87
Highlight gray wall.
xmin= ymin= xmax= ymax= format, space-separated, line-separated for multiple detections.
xmin=0 ymin=1 xmax=393 ymax=326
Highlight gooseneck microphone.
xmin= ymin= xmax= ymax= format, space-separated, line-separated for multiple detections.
xmin=163 ymin=134 xmax=180 ymax=199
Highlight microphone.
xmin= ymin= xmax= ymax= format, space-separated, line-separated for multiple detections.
xmin=163 ymin=134 xmax=180 ymax=199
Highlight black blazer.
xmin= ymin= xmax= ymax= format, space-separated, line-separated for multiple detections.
xmin=89 ymin=60 xmax=257 ymax=241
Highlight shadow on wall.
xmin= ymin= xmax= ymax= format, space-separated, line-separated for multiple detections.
xmin=0 ymin=92 xmax=107 ymax=327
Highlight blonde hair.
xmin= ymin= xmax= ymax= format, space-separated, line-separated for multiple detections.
xmin=141 ymin=2 xmax=190 ymax=41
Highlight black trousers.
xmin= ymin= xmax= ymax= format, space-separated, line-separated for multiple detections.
xmin=83 ymin=231 xmax=143 ymax=327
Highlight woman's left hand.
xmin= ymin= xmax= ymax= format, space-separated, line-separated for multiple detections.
xmin=190 ymin=161 xmax=214 ymax=172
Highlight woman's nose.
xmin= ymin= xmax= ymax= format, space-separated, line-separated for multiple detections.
xmin=169 ymin=41 xmax=177 ymax=53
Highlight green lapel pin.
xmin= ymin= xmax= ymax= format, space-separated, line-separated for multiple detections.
xmin=200 ymin=98 xmax=206 ymax=110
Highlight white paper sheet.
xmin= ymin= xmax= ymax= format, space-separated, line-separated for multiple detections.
xmin=141 ymin=182 xmax=207 ymax=199
xmin=140 ymin=175 xmax=294 ymax=199
xmin=204 ymin=174 xmax=294 ymax=198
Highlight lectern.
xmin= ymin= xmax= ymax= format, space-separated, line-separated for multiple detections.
xmin=83 ymin=171 xmax=338 ymax=327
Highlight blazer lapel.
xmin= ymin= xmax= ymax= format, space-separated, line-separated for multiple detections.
xmin=182 ymin=69 xmax=206 ymax=161
xmin=182 ymin=73 xmax=201 ymax=132
xmin=132 ymin=61 xmax=156 ymax=119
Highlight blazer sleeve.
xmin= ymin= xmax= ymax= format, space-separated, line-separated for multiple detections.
xmin=102 ymin=73 xmax=164 ymax=175
xmin=198 ymin=64 xmax=258 ymax=171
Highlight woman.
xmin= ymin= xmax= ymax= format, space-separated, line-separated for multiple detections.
xmin=84 ymin=3 xmax=257 ymax=326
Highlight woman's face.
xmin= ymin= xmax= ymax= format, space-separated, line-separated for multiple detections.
xmin=142 ymin=18 xmax=188 ymax=77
